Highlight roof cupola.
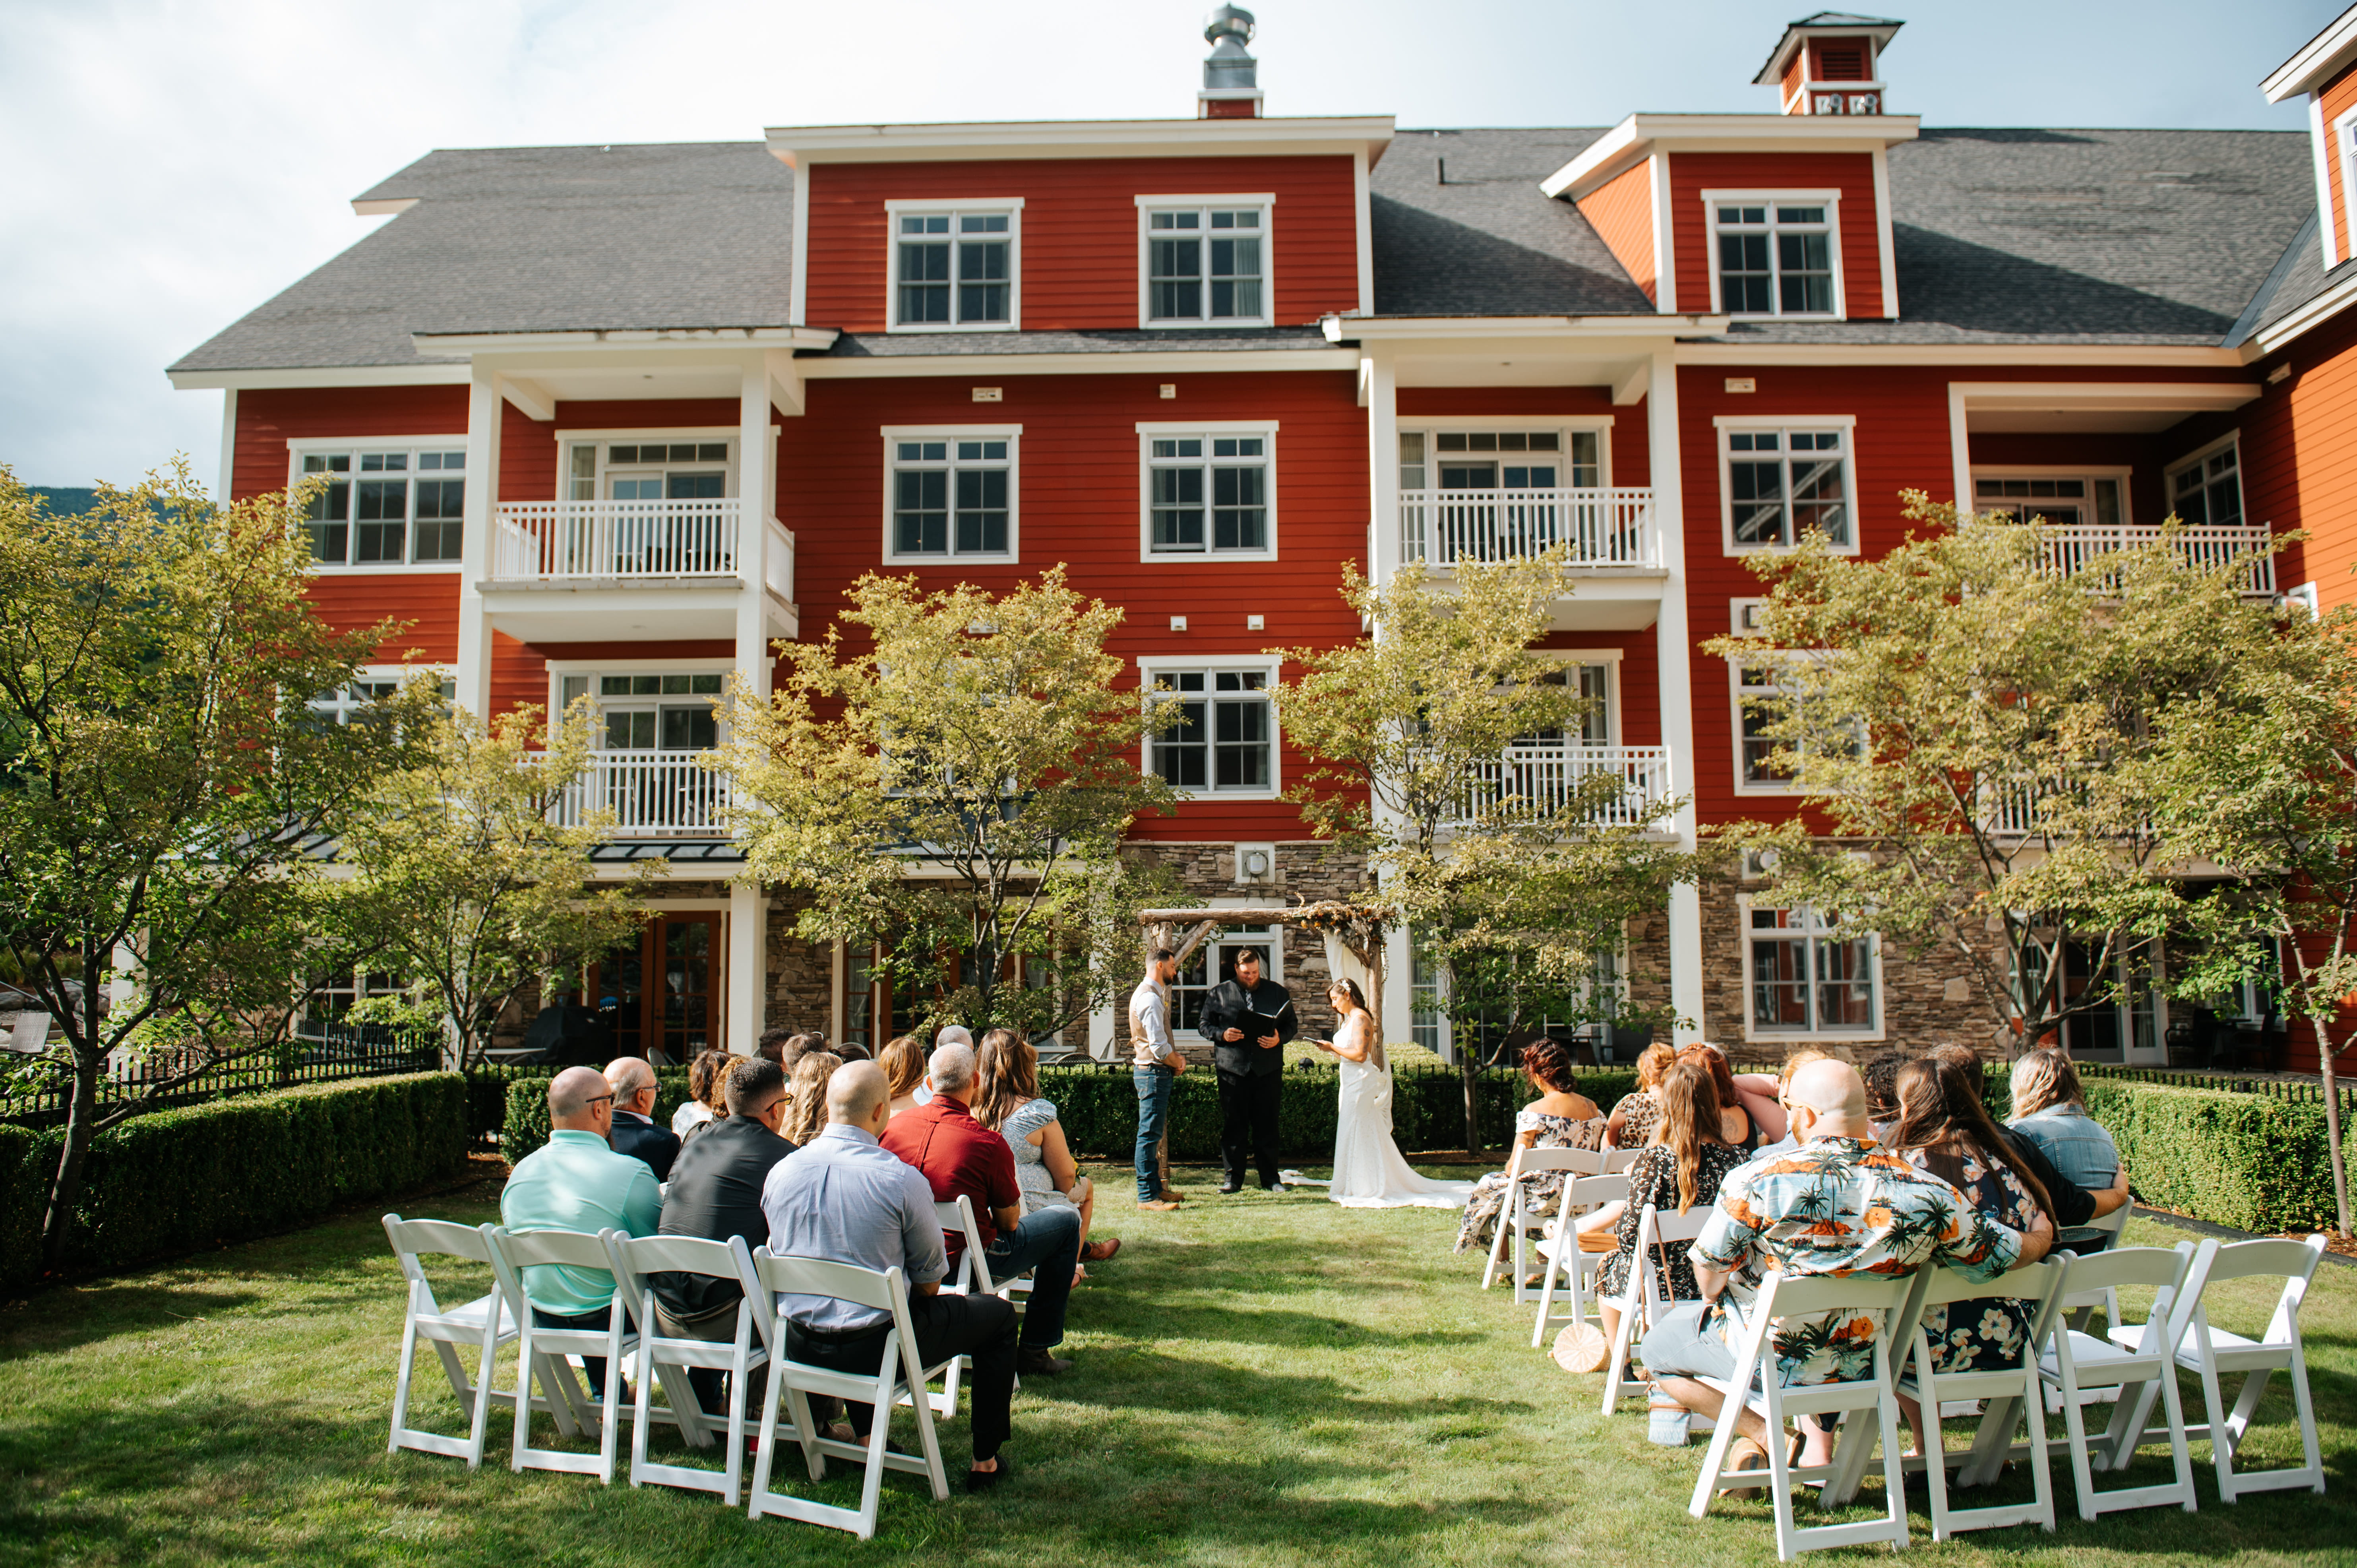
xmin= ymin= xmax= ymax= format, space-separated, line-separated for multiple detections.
xmin=1754 ymin=12 xmax=1902 ymax=116
xmin=1199 ymin=6 xmax=1263 ymax=119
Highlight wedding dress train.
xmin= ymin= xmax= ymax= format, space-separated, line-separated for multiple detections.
xmin=1327 ymin=1042 xmax=1474 ymax=1210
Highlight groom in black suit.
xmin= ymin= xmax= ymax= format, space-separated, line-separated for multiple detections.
xmin=1200 ymin=949 xmax=1296 ymax=1193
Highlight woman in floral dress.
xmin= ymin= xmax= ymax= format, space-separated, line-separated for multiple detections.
xmin=1453 ymin=1037 xmax=1606 ymax=1254
xmin=1602 ymin=1042 xmax=1676 ymax=1151
xmin=1584 ymin=1061 xmax=1747 ymax=1345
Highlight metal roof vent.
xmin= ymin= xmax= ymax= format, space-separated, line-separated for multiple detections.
xmin=1199 ymin=6 xmax=1262 ymax=119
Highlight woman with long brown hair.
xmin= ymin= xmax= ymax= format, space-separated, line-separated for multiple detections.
xmin=1453 ymin=1034 xmax=1607 ymax=1255
xmin=876 ymin=1033 xmax=928 ymax=1119
xmin=781 ymin=1050 xmax=844 ymax=1146
xmin=1580 ymin=1061 xmax=1748 ymax=1347
xmin=1677 ymin=1043 xmax=1761 ymax=1150
xmin=974 ymin=1028 xmax=1120 ymax=1266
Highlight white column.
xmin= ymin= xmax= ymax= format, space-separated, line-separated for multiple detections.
xmin=1648 ymin=349 xmax=1706 ymax=1045
xmin=215 ymin=389 xmax=238 ymax=503
xmin=1365 ymin=352 xmax=1400 ymax=586
xmin=726 ymin=360 xmax=779 ymax=1055
xmin=726 ymin=881 xmax=767 ymax=1055
xmin=454 ymin=366 xmax=500 ymax=719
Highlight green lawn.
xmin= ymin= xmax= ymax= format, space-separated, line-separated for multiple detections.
xmin=2 ymin=1163 xmax=2353 ymax=1566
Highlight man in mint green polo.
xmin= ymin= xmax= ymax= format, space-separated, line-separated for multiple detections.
xmin=501 ymin=1065 xmax=662 ymax=1393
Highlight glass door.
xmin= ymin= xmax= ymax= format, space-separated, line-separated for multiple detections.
xmin=585 ymin=912 xmax=722 ymax=1068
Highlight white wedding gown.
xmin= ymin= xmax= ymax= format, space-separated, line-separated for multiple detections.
xmin=1326 ymin=1015 xmax=1475 ymax=1210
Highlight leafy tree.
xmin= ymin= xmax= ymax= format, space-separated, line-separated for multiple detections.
xmin=716 ymin=567 xmax=1178 ymax=1042
xmin=2150 ymin=596 xmax=2357 ymax=1235
xmin=1272 ymin=552 xmax=1707 ymax=1153
xmin=1704 ymin=494 xmax=2267 ymax=1053
xmin=338 ymin=696 xmax=659 ymax=1069
xmin=0 ymin=462 xmax=409 ymax=1259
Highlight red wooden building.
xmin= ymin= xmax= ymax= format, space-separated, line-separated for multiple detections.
xmin=170 ymin=8 xmax=2357 ymax=1070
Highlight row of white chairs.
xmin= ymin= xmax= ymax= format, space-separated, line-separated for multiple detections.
xmin=382 ymin=1194 xmax=1022 ymax=1540
xmin=1474 ymin=1147 xmax=2329 ymax=1559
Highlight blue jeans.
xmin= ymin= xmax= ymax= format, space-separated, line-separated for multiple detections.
xmin=1134 ymin=1065 xmax=1176 ymax=1201
xmin=984 ymin=1204 xmax=1082 ymax=1350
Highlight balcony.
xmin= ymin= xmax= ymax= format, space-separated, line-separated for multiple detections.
xmin=549 ymin=749 xmax=732 ymax=839
xmin=2034 ymin=522 xmax=2275 ymax=597
xmin=1399 ymin=488 xmax=1664 ymax=629
xmin=483 ymin=499 xmax=798 ymax=642
xmin=1444 ymin=743 xmax=1675 ymax=832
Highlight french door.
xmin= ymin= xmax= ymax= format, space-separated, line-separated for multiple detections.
xmin=586 ymin=912 xmax=722 ymax=1068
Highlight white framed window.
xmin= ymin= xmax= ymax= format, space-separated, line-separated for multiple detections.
xmin=881 ymin=426 xmax=1020 ymax=561
xmin=1137 ymin=422 xmax=1278 ymax=559
xmin=309 ymin=665 xmax=452 ymax=727
xmin=286 ymin=438 xmax=467 ymax=569
xmin=554 ymin=666 xmax=728 ymax=752
xmin=2338 ymin=110 xmax=2357 ymax=267
xmin=1972 ymin=469 xmax=2130 ymax=529
xmin=1410 ymin=937 xmax=1446 ymax=1053
xmin=1741 ymin=900 xmax=1882 ymax=1041
xmin=2165 ymin=435 xmax=2245 ymax=529
xmin=1139 ymin=656 xmax=1279 ymax=798
xmin=1518 ymin=652 xmax=1618 ymax=746
xmin=1169 ymin=924 xmax=1285 ymax=1041
xmin=561 ymin=434 xmax=738 ymax=502
xmin=1716 ymin=417 xmax=1856 ymax=553
xmin=1137 ymin=194 xmax=1273 ymax=327
xmin=1704 ymin=191 xmax=1843 ymax=319
xmin=887 ymin=199 xmax=1022 ymax=332
xmin=1730 ymin=655 xmax=1856 ymax=794
xmin=298 ymin=965 xmax=407 ymax=1041
xmin=1396 ymin=426 xmax=1607 ymax=492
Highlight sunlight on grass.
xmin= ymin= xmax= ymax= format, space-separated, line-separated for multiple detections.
xmin=0 ymin=1167 xmax=2351 ymax=1566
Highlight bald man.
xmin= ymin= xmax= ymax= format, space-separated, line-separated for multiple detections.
xmin=1640 ymin=1059 xmax=2048 ymax=1476
xmin=604 ymin=1056 xmax=680 ymax=1181
xmin=501 ymin=1065 xmax=662 ymax=1397
xmin=761 ymin=1062 xmax=1021 ymax=1492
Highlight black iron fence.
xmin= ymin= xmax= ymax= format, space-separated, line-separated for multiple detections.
xmin=0 ymin=1024 xmax=443 ymax=1130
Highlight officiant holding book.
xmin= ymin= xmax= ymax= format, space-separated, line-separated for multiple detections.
xmin=1201 ymin=949 xmax=1297 ymax=1194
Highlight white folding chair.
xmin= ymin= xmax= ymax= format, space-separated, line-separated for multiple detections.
xmin=1602 ymin=1146 xmax=1641 ymax=1175
xmin=1482 ymin=1146 xmax=1609 ymax=1299
xmin=1890 ymin=1258 xmax=2069 ymax=1539
xmin=487 ymin=1226 xmax=666 ymax=1483
xmin=603 ymin=1232 xmax=764 ymax=1501
xmin=2055 ymin=1202 xmax=2133 ymax=1330
xmin=1686 ymin=1270 xmax=1926 ymax=1561
xmin=2114 ymin=1233 xmax=2327 ymax=1502
xmin=914 ymin=1196 xmax=1028 ymax=1418
xmin=745 ymin=1252 xmax=953 ymax=1540
xmin=2036 ymin=1242 xmax=2201 ymax=1521
xmin=1530 ymin=1173 xmax=1629 ymax=1349
xmin=383 ymin=1214 xmax=568 ymax=1469
xmin=1598 ymin=1205 xmax=1713 ymax=1416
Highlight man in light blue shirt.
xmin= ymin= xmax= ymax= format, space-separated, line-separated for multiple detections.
xmin=501 ymin=1065 xmax=662 ymax=1392
xmin=1129 ymin=948 xmax=1188 ymax=1209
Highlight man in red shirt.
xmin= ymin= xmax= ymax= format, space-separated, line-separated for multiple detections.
xmin=882 ymin=1040 xmax=1083 ymax=1378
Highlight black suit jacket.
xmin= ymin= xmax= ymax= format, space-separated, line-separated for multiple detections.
xmin=1200 ymin=977 xmax=1297 ymax=1077
xmin=608 ymin=1109 xmax=681 ymax=1183
xmin=651 ymin=1116 xmax=797 ymax=1320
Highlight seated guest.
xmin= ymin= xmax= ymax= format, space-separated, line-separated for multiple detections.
xmin=2008 ymin=1047 xmax=2122 ymax=1193
xmin=883 ymin=1042 xmax=1082 ymax=1378
xmin=1860 ymin=1049 xmax=1910 ymax=1140
xmin=1580 ymin=1061 xmax=1748 ymax=1347
xmin=1602 ymin=1042 xmax=1675 ymax=1150
xmin=1454 ymin=1036 xmax=1606 ymax=1255
xmin=783 ymin=1050 xmax=845 ymax=1147
xmin=653 ymin=1056 xmax=798 ymax=1415
xmin=1678 ymin=1043 xmax=1763 ymax=1151
xmin=604 ymin=1056 xmax=681 ymax=1181
xmin=761 ymin=1062 xmax=1019 ymax=1493
xmin=1923 ymin=1043 xmax=2128 ymax=1249
xmin=835 ymin=1041 xmax=872 ymax=1063
xmin=672 ymin=1049 xmax=730 ymax=1140
xmin=973 ymin=1029 xmax=1121 ymax=1271
xmin=878 ymin=1034 xmax=929 ymax=1118
xmin=501 ymin=1066 xmax=662 ymax=1399
xmin=1744 ymin=1047 xmax=1835 ymax=1162
xmin=756 ymin=1027 xmax=801 ymax=1074
xmin=1639 ymin=1060 xmax=2048 ymax=1481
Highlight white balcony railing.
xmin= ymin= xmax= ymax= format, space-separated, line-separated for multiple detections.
xmin=550 ymin=749 xmax=731 ymax=838
xmin=492 ymin=498 xmax=744 ymax=582
xmin=1401 ymin=487 xmax=1659 ymax=569
xmin=1445 ymin=743 xmax=1674 ymax=831
xmin=2036 ymin=522 xmax=2275 ymax=596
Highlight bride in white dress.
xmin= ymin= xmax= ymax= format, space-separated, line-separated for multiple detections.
xmin=1305 ymin=979 xmax=1474 ymax=1209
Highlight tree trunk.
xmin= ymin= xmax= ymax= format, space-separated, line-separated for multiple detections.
xmin=1461 ymin=1051 xmax=1480 ymax=1158
xmin=41 ymin=1049 xmax=103 ymax=1265
xmin=2314 ymin=1016 xmax=2352 ymax=1235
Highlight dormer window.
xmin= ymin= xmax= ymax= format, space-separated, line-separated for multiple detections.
xmin=1139 ymin=196 xmax=1272 ymax=327
xmin=1706 ymin=194 xmax=1841 ymax=318
xmin=889 ymin=201 xmax=1021 ymax=331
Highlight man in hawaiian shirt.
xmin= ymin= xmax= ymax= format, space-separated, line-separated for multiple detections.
xmin=1641 ymin=1059 xmax=2051 ymax=1471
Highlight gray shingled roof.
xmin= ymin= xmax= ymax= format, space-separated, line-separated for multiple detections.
xmin=1370 ymin=128 xmax=1656 ymax=317
xmin=171 ymin=142 xmax=796 ymax=372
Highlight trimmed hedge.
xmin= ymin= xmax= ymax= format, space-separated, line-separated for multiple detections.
xmin=0 ymin=1071 xmax=471 ymax=1286
xmin=2080 ymin=1079 xmax=2342 ymax=1235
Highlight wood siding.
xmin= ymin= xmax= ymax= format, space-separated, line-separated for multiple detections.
xmin=2223 ymin=315 xmax=2357 ymax=608
xmin=2322 ymin=61 xmax=2357 ymax=262
xmin=802 ymin=156 xmax=1361 ymax=332
xmin=1577 ymin=159 xmax=1658 ymax=301
xmin=1668 ymin=152 xmax=1884 ymax=318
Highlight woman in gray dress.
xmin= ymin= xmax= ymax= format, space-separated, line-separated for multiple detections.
xmin=975 ymin=1029 xmax=1121 ymax=1271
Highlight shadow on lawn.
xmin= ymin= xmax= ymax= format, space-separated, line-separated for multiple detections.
xmin=0 ymin=1286 xmax=267 ymax=1364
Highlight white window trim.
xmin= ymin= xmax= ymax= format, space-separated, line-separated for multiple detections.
xmin=880 ymin=424 xmax=1023 ymax=563
xmin=1700 ymin=188 xmax=1846 ymax=321
xmin=310 ymin=663 xmax=452 ymax=724
xmin=557 ymin=430 xmax=742 ymax=501
xmin=1136 ymin=193 xmax=1276 ymax=330
xmin=1135 ymin=419 xmax=1281 ymax=563
xmin=883 ymin=197 xmax=1025 ymax=335
xmin=1171 ymin=910 xmax=1290 ymax=1046
xmin=1968 ymin=465 xmax=2135 ymax=528
xmin=1528 ymin=647 xmax=1624 ymax=747
xmin=2336 ymin=108 xmax=2357 ymax=267
xmin=1135 ymin=653 xmax=1283 ymax=800
xmin=544 ymin=657 xmax=736 ymax=720
xmin=1729 ymin=656 xmax=1799 ymax=797
xmin=283 ymin=435 xmax=470 ymax=574
xmin=2164 ymin=430 xmax=2242 ymax=488
xmin=1398 ymin=417 xmax=1617 ymax=488
xmin=1736 ymin=894 xmax=1886 ymax=1043
xmin=1714 ymin=413 xmax=1861 ymax=557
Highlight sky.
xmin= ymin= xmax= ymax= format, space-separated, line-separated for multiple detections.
xmin=1 ymin=0 xmax=2344 ymax=493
